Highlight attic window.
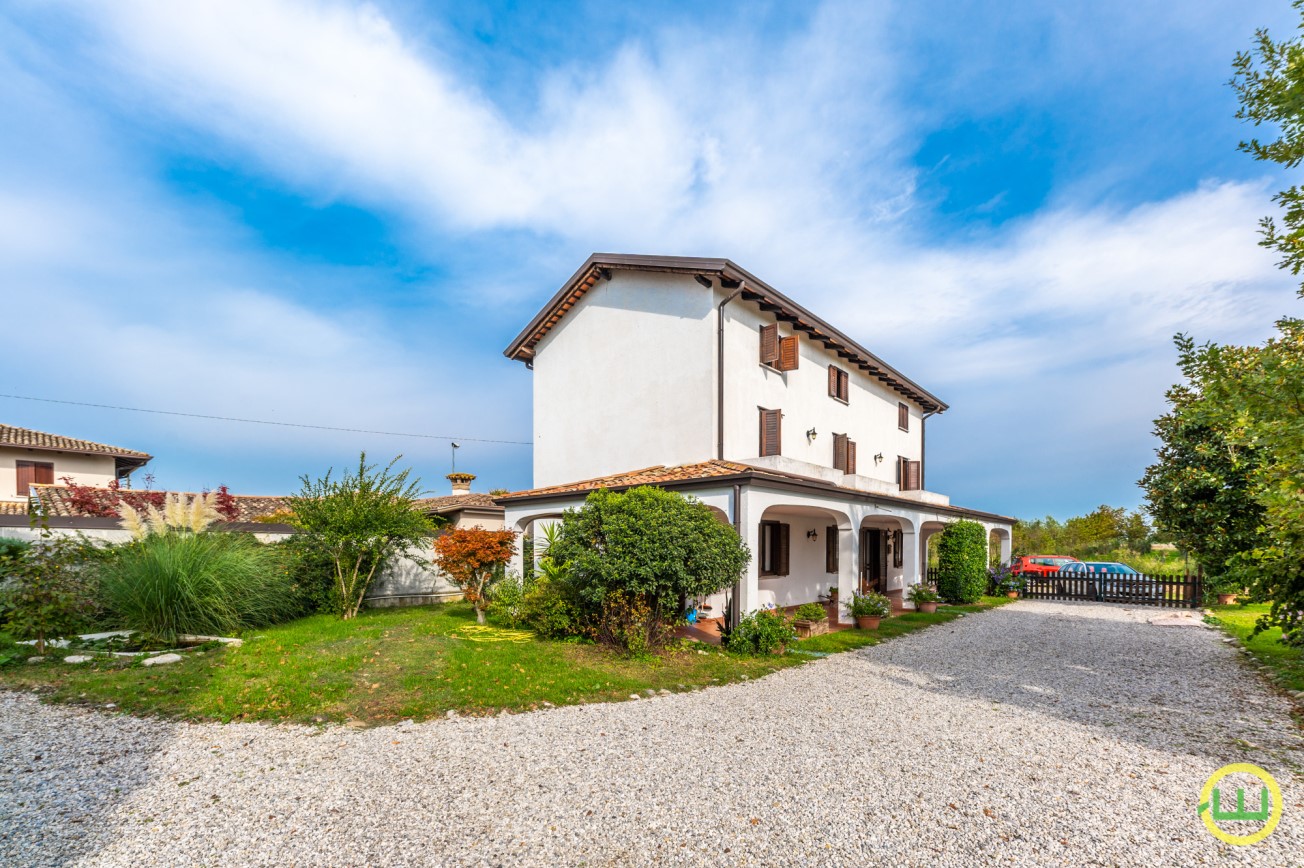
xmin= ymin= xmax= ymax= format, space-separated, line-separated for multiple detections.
xmin=828 ymin=365 xmax=849 ymax=402
xmin=898 ymin=402 xmax=910 ymax=431
xmin=16 ymin=460 xmax=53 ymax=496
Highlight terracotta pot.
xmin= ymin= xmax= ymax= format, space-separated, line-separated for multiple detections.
xmin=1217 ymin=593 xmax=1238 ymax=605
xmin=855 ymin=615 xmax=881 ymax=630
xmin=1006 ymin=591 xmax=1019 ymax=599
xmin=917 ymin=602 xmax=938 ymax=614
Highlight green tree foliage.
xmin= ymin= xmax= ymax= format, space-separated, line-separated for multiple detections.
xmin=1013 ymin=506 xmax=1153 ymax=559
xmin=1145 ymin=323 xmax=1304 ymax=642
xmin=0 ymin=534 xmax=104 ymax=654
xmin=548 ymin=486 xmax=749 ymax=649
xmin=936 ymin=520 xmax=987 ymax=604
xmin=1232 ymin=2 xmax=1304 ymax=298
xmin=287 ymin=454 xmax=438 ymax=619
xmin=99 ymin=532 xmax=296 ymax=644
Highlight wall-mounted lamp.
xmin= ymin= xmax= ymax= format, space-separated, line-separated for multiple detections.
xmin=806 ymin=529 xmax=819 ymax=541
xmin=806 ymin=428 xmax=818 ymax=443
xmin=873 ymin=452 xmax=884 ymax=465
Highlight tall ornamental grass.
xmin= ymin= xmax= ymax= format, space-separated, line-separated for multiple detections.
xmin=99 ymin=532 xmax=295 ymax=644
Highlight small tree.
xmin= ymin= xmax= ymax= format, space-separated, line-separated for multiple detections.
xmin=433 ymin=527 xmax=518 ymax=624
xmin=936 ymin=520 xmax=988 ymax=604
xmin=550 ymin=486 xmax=750 ymax=650
xmin=287 ymin=454 xmax=437 ymax=619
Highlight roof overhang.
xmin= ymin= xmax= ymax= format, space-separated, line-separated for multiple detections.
xmin=503 ymin=253 xmax=948 ymax=413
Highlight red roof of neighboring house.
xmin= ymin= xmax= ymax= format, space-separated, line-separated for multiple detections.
xmin=415 ymin=492 xmax=504 ymax=516
xmin=28 ymin=484 xmax=289 ymax=522
xmin=0 ymin=423 xmax=152 ymax=461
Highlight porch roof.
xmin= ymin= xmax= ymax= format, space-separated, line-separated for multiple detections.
xmin=496 ymin=459 xmax=1014 ymax=524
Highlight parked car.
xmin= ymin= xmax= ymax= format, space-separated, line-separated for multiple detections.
xmin=1010 ymin=555 xmax=1081 ymax=576
xmin=1058 ymin=561 xmax=1159 ymax=602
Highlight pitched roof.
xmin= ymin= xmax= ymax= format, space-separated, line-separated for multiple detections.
xmin=29 ymin=485 xmax=289 ymax=522
xmin=0 ymin=424 xmax=152 ymax=461
xmin=498 ymin=459 xmax=1014 ymax=523
xmin=415 ymin=492 xmax=504 ymax=516
xmin=503 ymin=254 xmax=947 ymax=413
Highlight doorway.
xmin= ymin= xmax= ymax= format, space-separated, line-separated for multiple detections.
xmin=860 ymin=528 xmax=887 ymax=594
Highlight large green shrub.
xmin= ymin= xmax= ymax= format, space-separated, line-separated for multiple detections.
xmin=548 ymin=486 xmax=749 ymax=649
xmin=99 ymin=532 xmax=296 ymax=644
xmin=936 ymin=521 xmax=988 ymax=604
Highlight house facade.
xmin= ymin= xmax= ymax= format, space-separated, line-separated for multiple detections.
xmin=499 ymin=255 xmax=1013 ymax=621
xmin=0 ymin=424 xmax=151 ymax=505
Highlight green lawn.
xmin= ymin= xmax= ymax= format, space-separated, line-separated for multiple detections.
xmin=1206 ymin=603 xmax=1304 ymax=694
xmin=0 ymin=597 xmax=1010 ymax=725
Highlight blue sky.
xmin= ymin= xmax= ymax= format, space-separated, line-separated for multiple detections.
xmin=1 ymin=0 xmax=1299 ymax=519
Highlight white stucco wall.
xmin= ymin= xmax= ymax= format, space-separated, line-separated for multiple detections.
xmin=719 ymin=297 xmax=925 ymax=488
xmin=531 ymin=271 xmax=716 ymax=487
xmin=366 ymin=510 xmax=506 ymax=605
xmin=0 ymin=448 xmax=118 ymax=503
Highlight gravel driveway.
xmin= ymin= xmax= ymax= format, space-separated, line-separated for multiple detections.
xmin=3 ymin=601 xmax=1301 ymax=867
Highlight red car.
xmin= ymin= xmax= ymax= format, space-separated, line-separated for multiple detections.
xmin=1010 ymin=555 xmax=1081 ymax=576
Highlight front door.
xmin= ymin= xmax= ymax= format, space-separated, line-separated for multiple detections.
xmin=860 ymin=529 xmax=887 ymax=594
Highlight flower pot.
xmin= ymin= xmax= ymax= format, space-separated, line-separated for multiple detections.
xmin=793 ymin=618 xmax=829 ymax=639
xmin=1217 ymin=593 xmax=1238 ymax=605
xmin=855 ymin=616 xmax=881 ymax=630
xmin=917 ymin=602 xmax=938 ymax=614
xmin=1006 ymin=591 xmax=1019 ymax=599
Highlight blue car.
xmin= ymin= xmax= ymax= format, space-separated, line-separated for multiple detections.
xmin=1059 ymin=561 xmax=1158 ymax=602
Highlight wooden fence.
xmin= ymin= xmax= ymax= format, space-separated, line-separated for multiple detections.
xmin=1020 ymin=571 xmax=1203 ymax=608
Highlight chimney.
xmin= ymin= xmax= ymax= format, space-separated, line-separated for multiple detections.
xmin=447 ymin=472 xmax=476 ymax=494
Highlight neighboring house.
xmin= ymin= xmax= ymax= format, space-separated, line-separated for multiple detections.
xmin=498 ymin=254 xmax=1014 ymax=620
xmin=364 ymin=473 xmax=507 ymax=608
xmin=0 ymin=424 xmax=151 ymax=505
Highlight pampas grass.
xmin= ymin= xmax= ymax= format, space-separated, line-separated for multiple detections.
xmin=98 ymin=532 xmax=295 ymax=643
xmin=120 ymin=492 xmax=222 ymax=540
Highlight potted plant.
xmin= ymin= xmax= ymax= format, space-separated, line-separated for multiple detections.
xmin=791 ymin=602 xmax=829 ymax=638
xmin=908 ymin=584 xmax=941 ymax=614
xmin=846 ymin=591 xmax=891 ymax=629
xmin=1209 ymin=576 xmax=1241 ymax=606
xmin=1003 ymin=575 xmax=1025 ymax=599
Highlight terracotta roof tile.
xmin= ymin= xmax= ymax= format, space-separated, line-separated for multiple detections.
xmin=0 ymin=424 xmax=151 ymax=460
xmin=415 ymin=492 xmax=503 ymax=515
xmin=29 ymin=485 xmax=289 ymax=522
xmin=0 ymin=501 xmax=30 ymax=516
xmin=501 ymin=460 xmax=754 ymax=499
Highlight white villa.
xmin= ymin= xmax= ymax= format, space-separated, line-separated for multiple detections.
xmin=499 ymin=254 xmax=1013 ymax=623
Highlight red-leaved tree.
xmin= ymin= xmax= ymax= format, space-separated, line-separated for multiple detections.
xmin=432 ymin=527 xmax=518 ymax=624
xmin=58 ymin=477 xmax=167 ymax=518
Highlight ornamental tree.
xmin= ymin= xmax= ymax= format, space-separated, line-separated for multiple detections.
xmin=432 ymin=527 xmax=518 ymax=625
xmin=287 ymin=454 xmax=437 ymax=619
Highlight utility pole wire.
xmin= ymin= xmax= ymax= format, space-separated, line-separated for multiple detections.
xmin=0 ymin=393 xmax=531 ymax=446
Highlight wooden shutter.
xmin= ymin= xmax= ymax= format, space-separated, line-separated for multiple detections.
xmin=828 ymin=365 xmax=839 ymax=397
xmin=896 ymin=456 xmax=904 ymax=485
xmin=759 ymin=408 xmax=781 ymax=456
xmin=839 ymin=370 xmax=849 ymax=401
xmin=778 ymin=335 xmax=799 ymax=371
xmin=760 ymin=324 xmax=779 ymax=365
xmin=833 ymin=433 xmax=848 ymax=471
xmin=847 ymin=440 xmax=857 ymax=476
xmin=776 ymin=522 xmax=790 ymax=576
xmin=15 ymin=461 xmax=34 ymax=496
xmin=893 ymin=529 xmax=904 ymax=568
xmin=825 ymin=525 xmax=838 ymax=573
xmin=898 ymin=402 xmax=909 ymax=431
xmin=903 ymin=460 xmax=921 ymax=491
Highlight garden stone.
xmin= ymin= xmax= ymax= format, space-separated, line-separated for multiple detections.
xmin=642 ymin=689 xmax=655 ymax=697
xmin=63 ymin=655 xmax=93 ymax=664
xmin=25 ymin=657 xmax=45 ymax=664
xmin=628 ymin=694 xmax=640 ymax=700
xmin=142 ymin=653 xmax=183 ymax=667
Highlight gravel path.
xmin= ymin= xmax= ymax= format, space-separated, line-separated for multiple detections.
xmin=2 ymin=601 xmax=1301 ymax=866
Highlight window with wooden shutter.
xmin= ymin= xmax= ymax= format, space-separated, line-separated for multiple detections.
xmin=15 ymin=461 xmax=54 ymax=496
xmin=898 ymin=402 xmax=909 ymax=431
xmin=828 ymin=365 xmax=848 ymax=401
xmin=759 ymin=520 xmax=791 ymax=576
xmin=893 ymin=529 xmax=904 ymax=568
xmin=896 ymin=455 xmax=904 ymax=485
xmin=759 ymin=408 xmax=782 ymax=456
xmin=846 ymin=440 xmax=857 ymax=475
xmin=901 ymin=460 xmax=921 ymax=491
xmin=759 ymin=324 xmax=779 ymax=365
xmin=777 ymin=335 xmax=799 ymax=371
xmin=825 ymin=525 xmax=838 ymax=573
xmin=832 ymin=433 xmax=848 ymax=472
